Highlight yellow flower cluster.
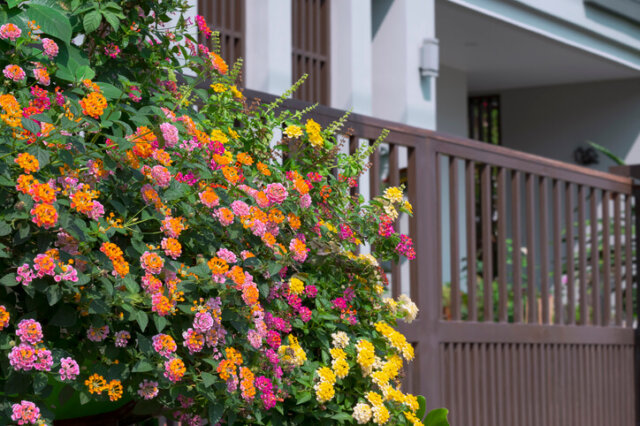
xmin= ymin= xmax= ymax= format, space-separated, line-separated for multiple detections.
xmin=330 ymin=347 xmax=349 ymax=379
xmin=356 ymin=339 xmax=375 ymax=375
xmin=366 ymin=391 xmax=390 ymax=425
xmin=305 ymin=119 xmax=323 ymax=148
xmin=383 ymin=186 xmax=404 ymax=203
xmin=375 ymin=321 xmax=414 ymax=361
xmin=284 ymin=124 xmax=303 ymax=138
xmin=314 ymin=366 xmax=336 ymax=403
xmin=277 ymin=335 xmax=306 ymax=367
xmin=289 ymin=277 xmax=304 ymax=295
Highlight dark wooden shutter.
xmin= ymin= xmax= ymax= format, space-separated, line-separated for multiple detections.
xmin=292 ymin=0 xmax=330 ymax=105
xmin=198 ymin=0 xmax=244 ymax=73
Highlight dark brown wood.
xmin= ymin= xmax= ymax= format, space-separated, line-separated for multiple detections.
xmin=512 ymin=171 xmax=523 ymax=323
xmin=590 ymin=189 xmax=601 ymax=326
xmin=481 ymin=164 xmax=493 ymax=322
xmin=553 ymin=180 xmax=563 ymax=324
xmin=602 ymin=191 xmax=612 ymax=326
xmin=466 ymin=160 xmax=478 ymax=321
xmin=624 ymin=195 xmax=633 ymax=327
xmin=615 ymin=193 xmax=623 ymax=326
xmin=578 ymin=186 xmax=588 ymax=325
xmin=566 ymin=183 xmax=576 ymax=325
xmin=497 ymin=168 xmax=508 ymax=322
xmin=540 ymin=177 xmax=550 ymax=324
xmin=450 ymin=157 xmax=461 ymax=320
xmin=526 ymin=174 xmax=537 ymax=324
xmin=198 ymin=0 xmax=244 ymax=75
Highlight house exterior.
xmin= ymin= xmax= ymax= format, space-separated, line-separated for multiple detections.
xmin=191 ymin=0 xmax=640 ymax=171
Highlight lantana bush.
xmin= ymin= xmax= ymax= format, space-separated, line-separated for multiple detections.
xmin=0 ymin=1 xmax=443 ymax=425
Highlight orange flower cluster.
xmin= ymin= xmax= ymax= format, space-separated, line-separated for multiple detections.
xmin=240 ymin=366 xmax=256 ymax=400
xmin=30 ymin=202 xmax=58 ymax=229
xmin=207 ymin=257 xmax=229 ymax=275
xmin=79 ymin=91 xmax=107 ymax=119
xmin=100 ymin=242 xmax=129 ymax=278
xmin=217 ymin=347 xmax=243 ymax=380
xmin=30 ymin=182 xmax=56 ymax=204
xmin=107 ymin=379 xmax=123 ymax=401
xmin=0 ymin=305 xmax=9 ymax=330
xmin=14 ymin=153 xmax=39 ymax=174
xmin=0 ymin=94 xmax=22 ymax=127
xmin=85 ymin=373 xmax=107 ymax=394
xmin=209 ymin=52 xmax=228 ymax=74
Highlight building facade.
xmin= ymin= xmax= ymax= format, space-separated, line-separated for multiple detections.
xmin=193 ymin=0 xmax=640 ymax=171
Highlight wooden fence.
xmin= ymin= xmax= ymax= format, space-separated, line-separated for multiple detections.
xmin=244 ymin=89 xmax=639 ymax=426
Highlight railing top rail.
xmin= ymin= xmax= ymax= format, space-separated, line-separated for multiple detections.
xmin=245 ymin=89 xmax=633 ymax=194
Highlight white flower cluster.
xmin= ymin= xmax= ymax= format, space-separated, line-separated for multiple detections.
xmin=398 ymin=294 xmax=419 ymax=323
xmin=331 ymin=331 xmax=350 ymax=349
xmin=352 ymin=402 xmax=372 ymax=424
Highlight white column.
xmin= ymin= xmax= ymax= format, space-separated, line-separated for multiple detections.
xmin=245 ymin=0 xmax=292 ymax=95
xmin=372 ymin=0 xmax=437 ymax=129
xmin=330 ymin=0 xmax=373 ymax=115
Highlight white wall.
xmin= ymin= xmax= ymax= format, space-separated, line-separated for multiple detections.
xmin=244 ymin=0 xmax=292 ymax=95
xmin=499 ymin=78 xmax=640 ymax=171
xmin=372 ymin=0 xmax=437 ymax=129
xmin=436 ymin=65 xmax=468 ymax=137
xmin=330 ymin=0 xmax=373 ymax=114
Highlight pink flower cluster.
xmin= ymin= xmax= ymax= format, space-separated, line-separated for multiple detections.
xmin=87 ymin=325 xmax=109 ymax=342
xmin=11 ymin=400 xmax=40 ymax=425
xmin=255 ymin=376 xmax=277 ymax=410
xmin=115 ymin=330 xmax=131 ymax=347
xmin=396 ymin=234 xmax=416 ymax=260
xmin=3 ymin=64 xmax=25 ymax=82
xmin=138 ymin=379 xmax=159 ymax=400
xmin=8 ymin=320 xmax=54 ymax=373
xmin=59 ymin=357 xmax=80 ymax=381
xmin=0 ymin=23 xmax=21 ymax=41
xmin=160 ymin=122 xmax=179 ymax=147
xmin=42 ymin=38 xmax=59 ymax=59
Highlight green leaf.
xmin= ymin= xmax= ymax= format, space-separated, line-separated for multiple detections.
xmin=45 ymin=285 xmax=61 ymax=305
xmin=424 ymin=408 xmax=449 ymax=426
xmin=201 ymin=372 xmax=216 ymax=387
xmin=416 ymin=395 xmax=427 ymax=420
xmin=296 ymin=392 xmax=312 ymax=405
xmin=27 ymin=4 xmax=72 ymax=43
xmin=153 ymin=315 xmax=167 ymax=332
xmin=89 ymin=298 xmax=109 ymax=314
xmin=208 ymin=404 xmax=224 ymax=425
xmin=136 ymin=310 xmax=148 ymax=331
xmin=0 ymin=221 xmax=11 ymax=237
xmin=0 ymin=273 xmax=17 ymax=287
xmin=330 ymin=413 xmax=353 ymax=422
xmin=101 ymin=11 xmax=120 ymax=31
xmin=74 ymin=65 xmax=95 ymax=81
xmin=96 ymin=82 xmax=123 ymax=100
xmin=49 ymin=304 xmax=77 ymax=327
xmin=33 ymin=372 xmax=48 ymax=393
xmin=132 ymin=359 xmax=153 ymax=372
xmin=55 ymin=65 xmax=75 ymax=82
xmin=21 ymin=118 xmax=40 ymax=135
xmin=83 ymin=10 xmax=102 ymax=33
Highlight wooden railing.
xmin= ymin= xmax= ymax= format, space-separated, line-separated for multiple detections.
xmin=245 ymin=89 xmax=638 ymax=426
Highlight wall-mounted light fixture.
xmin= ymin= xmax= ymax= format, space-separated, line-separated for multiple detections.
xmin=419 ymin=38 xmax=439 ymax=77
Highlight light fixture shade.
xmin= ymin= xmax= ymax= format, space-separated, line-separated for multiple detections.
xmin=420 ymin=37 xmax=439 ymax=77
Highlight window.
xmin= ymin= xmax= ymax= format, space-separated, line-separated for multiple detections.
xmin=198 ymin=0 xmax=244 ymax=73
xmin=468 ymin=95 xmax=501 ymax=145
xmin=292 ymin=0 xmax=330 ymax=105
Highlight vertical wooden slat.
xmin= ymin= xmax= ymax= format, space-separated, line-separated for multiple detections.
xmin=602 ymin=191 xmax=611 ymax=326
xmin=614 ymin=193 xmax=623 ymax=326
xmin=481 ymin=164 xmax=493 ymax=322
xmin=525 ymin=174 xmax=537 ymax=323
xmin=512 ymin=171 xmax=523 ymax=323
xmin=578 ymin=185 xmax=588 ymax=325
xmin=390 ymin=145 xmax=401 ymax=298
xmin=624 ymin=195 xmax=633 ymax=327
xmin=466 ymin=161 xmax=478 ymax=322
xmin=370 ymin=147 xmax=380 ymax=198
xmin=553 ymin=180 xmax=563 ymax=324
xmin=449 ymin=157 xmax=461 ymax=320
xmin=539 ymin=177 xmax=550 ymax=324
xmin=497 ymin=168 xmax=508 ymax=322
xmin=590 ymin=189 xmax=601 ymax=325
xmin=566 ymin=183 xmax=576 ymax=325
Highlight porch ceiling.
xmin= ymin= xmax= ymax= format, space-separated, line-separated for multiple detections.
xmin=436 ymin=0 xmax=640 ymax=93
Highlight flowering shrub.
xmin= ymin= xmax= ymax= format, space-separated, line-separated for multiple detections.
xmin=0 ymin=1 xmax=444 ymax=425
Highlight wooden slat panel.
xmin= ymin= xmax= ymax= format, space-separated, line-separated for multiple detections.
xmin=466 ymin=161 xmax=478 ymax=321
xmin=481 ymin=164 xmax=493 ymax=322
